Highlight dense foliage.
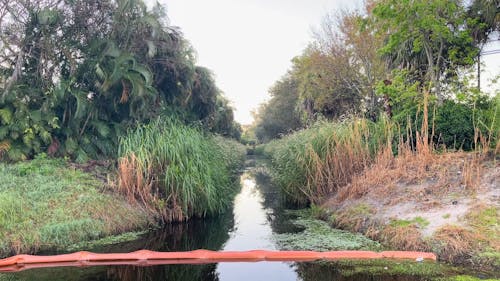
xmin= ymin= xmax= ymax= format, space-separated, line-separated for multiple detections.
xmin=263 ymin=118 xmax=392 ymax=204
xmin=0 ymin=0 xmax=240 ymax=161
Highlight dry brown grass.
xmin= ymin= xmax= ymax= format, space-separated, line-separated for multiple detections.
xmin=335 ymin=133 xmax=486 ymax=203
xmin=462 ymin=154 xmax=482 ymax=190
xmin=379 ymin=224 xmax=429 ymax=251
xmin=0 ymin=140 xmax=10 ymax=159
xmin=332 ymin=204 xmax=376 ymax=233
xmin=118 ymin=154 xmax=156 ymax=207
xmin=334 ymin=90 xmax=492 ymax=202
xmin=433 ymin=225 xmax=482 ymax=264
xmin=117 ymin=154 xmax=185 ymax=222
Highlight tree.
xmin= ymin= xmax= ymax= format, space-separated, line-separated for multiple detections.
xmin=315 ymin=6 xmax=388 ymax=120
xmin=373 ymin=0 xmax=479 ymax=99
xmin=254 ymin=74 xmax=303 ymax=142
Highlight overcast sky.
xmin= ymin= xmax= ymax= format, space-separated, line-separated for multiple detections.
xmin=148 ymin=0 xmax=499 ymax=125
xmin=151 ymin=0 xmax=359 ymax=125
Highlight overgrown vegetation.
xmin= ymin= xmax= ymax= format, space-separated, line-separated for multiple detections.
xmin=117 ymin=118 xmax=245 ymax=222
xmin=0 ymin=0 xmax=248 ymax=256
xmin=251 ymin=0 xmax=498 ymax=269
xmin=0 ymin=156 xmax=151 ymax=256
xmin=251 ymin=0 xmax=499 ymax=149
xmin=263 ymin=118 xmax=392 ymax=204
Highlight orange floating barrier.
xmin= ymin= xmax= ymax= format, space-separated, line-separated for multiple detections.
xmin=0 ymin=250 xmax=437 ymax=273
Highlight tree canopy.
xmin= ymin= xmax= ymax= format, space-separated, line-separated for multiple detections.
xmin=252 ymin=0 xmax=499 ymax=148
xmin=0 ymin=0 xmax=240 ymax=161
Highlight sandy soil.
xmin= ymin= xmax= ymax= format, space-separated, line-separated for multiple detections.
xmin=324 ymin=152 xmax=499 ymax=266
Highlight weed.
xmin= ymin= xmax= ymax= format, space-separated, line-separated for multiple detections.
xmin=465 ymin=205 xmax=499 ymax=244
xmin=390 ymin=217 xmax=430 ymax=228
xmin=264 ymin=117 xmax=392 ymax=204
xmin=331 ymin=203 xmax=375 ymax=233
xmin=432 ymin=225 xmax=481 ymax=264
xmin=379 ymin=224 xmax=429 ymax=252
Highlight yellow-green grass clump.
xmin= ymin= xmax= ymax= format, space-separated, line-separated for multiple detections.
xmin=118 ymin=118 xmax=245 ymax=222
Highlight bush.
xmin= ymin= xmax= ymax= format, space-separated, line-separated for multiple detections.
xmin=434 ymin=100 xmax=475 ymax=150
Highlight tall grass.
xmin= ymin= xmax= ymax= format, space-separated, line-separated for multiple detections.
xmin=265 ymin=90 xmax=498 ymax=204
xmin=263 ymin=118 xmax=392 ymax=204
xmin=117 ymin=118 xmax=245 ymax=223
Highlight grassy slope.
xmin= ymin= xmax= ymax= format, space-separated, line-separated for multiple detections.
xmin=0 ymin=157 xmax=152 ymax=256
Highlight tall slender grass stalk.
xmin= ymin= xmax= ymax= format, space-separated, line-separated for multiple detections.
xmin=264 ymin=118 xmax=392 ymax=204
xmin=117 ymin=118 xmax=245 ymax=222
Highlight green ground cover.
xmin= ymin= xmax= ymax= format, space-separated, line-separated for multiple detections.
xmin=0 ymin=156 xmax=151 ymax=256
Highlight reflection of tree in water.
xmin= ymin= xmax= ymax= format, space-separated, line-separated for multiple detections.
xmin=102 ymin=211 xmax=234 ymax=281
xmin=105 ymin=264 xmax=219 ymax=281
xmin=296 ymin=262 xmax=425 ymax=281
xmin=251 ymin=165 xmax=305 ymax=234
xmin=2 ymin=210 xmax=235 ymax=281
xmin=101 ymin=211 xmax=234 ymax=253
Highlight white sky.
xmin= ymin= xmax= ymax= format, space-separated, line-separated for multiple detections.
xmin=147 ymin=0 xmax=499 ymax=125
xmin=153 ymin=0 xmax=359 ymax=125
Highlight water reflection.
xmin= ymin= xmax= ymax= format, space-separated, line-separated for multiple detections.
xmin=216 ymin=170 xmax=299 ymax=280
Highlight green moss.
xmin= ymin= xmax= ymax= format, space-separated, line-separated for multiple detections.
xmin=390 ymin=216 xmax=430 ymax=228
xmin=443 ymin=214 xmax=451 ymax=219
xmin=335 ymin=259 xmax=454 ymax=277
xmin=274 ymin=211 xmax=381 ymax=251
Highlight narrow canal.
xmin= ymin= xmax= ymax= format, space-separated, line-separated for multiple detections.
xmin=0 ymin=158 xmax=459 ymax=280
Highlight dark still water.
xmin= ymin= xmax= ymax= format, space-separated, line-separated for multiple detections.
xmin=0 ymin=158 xmax=450 ymax=281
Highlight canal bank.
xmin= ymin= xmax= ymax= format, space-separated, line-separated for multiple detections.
xmin=1 ymin=157 xmax=496 ymax=280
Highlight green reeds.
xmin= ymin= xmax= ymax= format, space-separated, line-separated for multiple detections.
xmin=117 ymin=118 xmax=245 ymax=223
xmin=264 ymin=118 xmax=392 ymax=204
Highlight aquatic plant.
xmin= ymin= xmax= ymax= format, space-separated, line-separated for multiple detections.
xmin=274 ymin=210 xmax=381 ymax=251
